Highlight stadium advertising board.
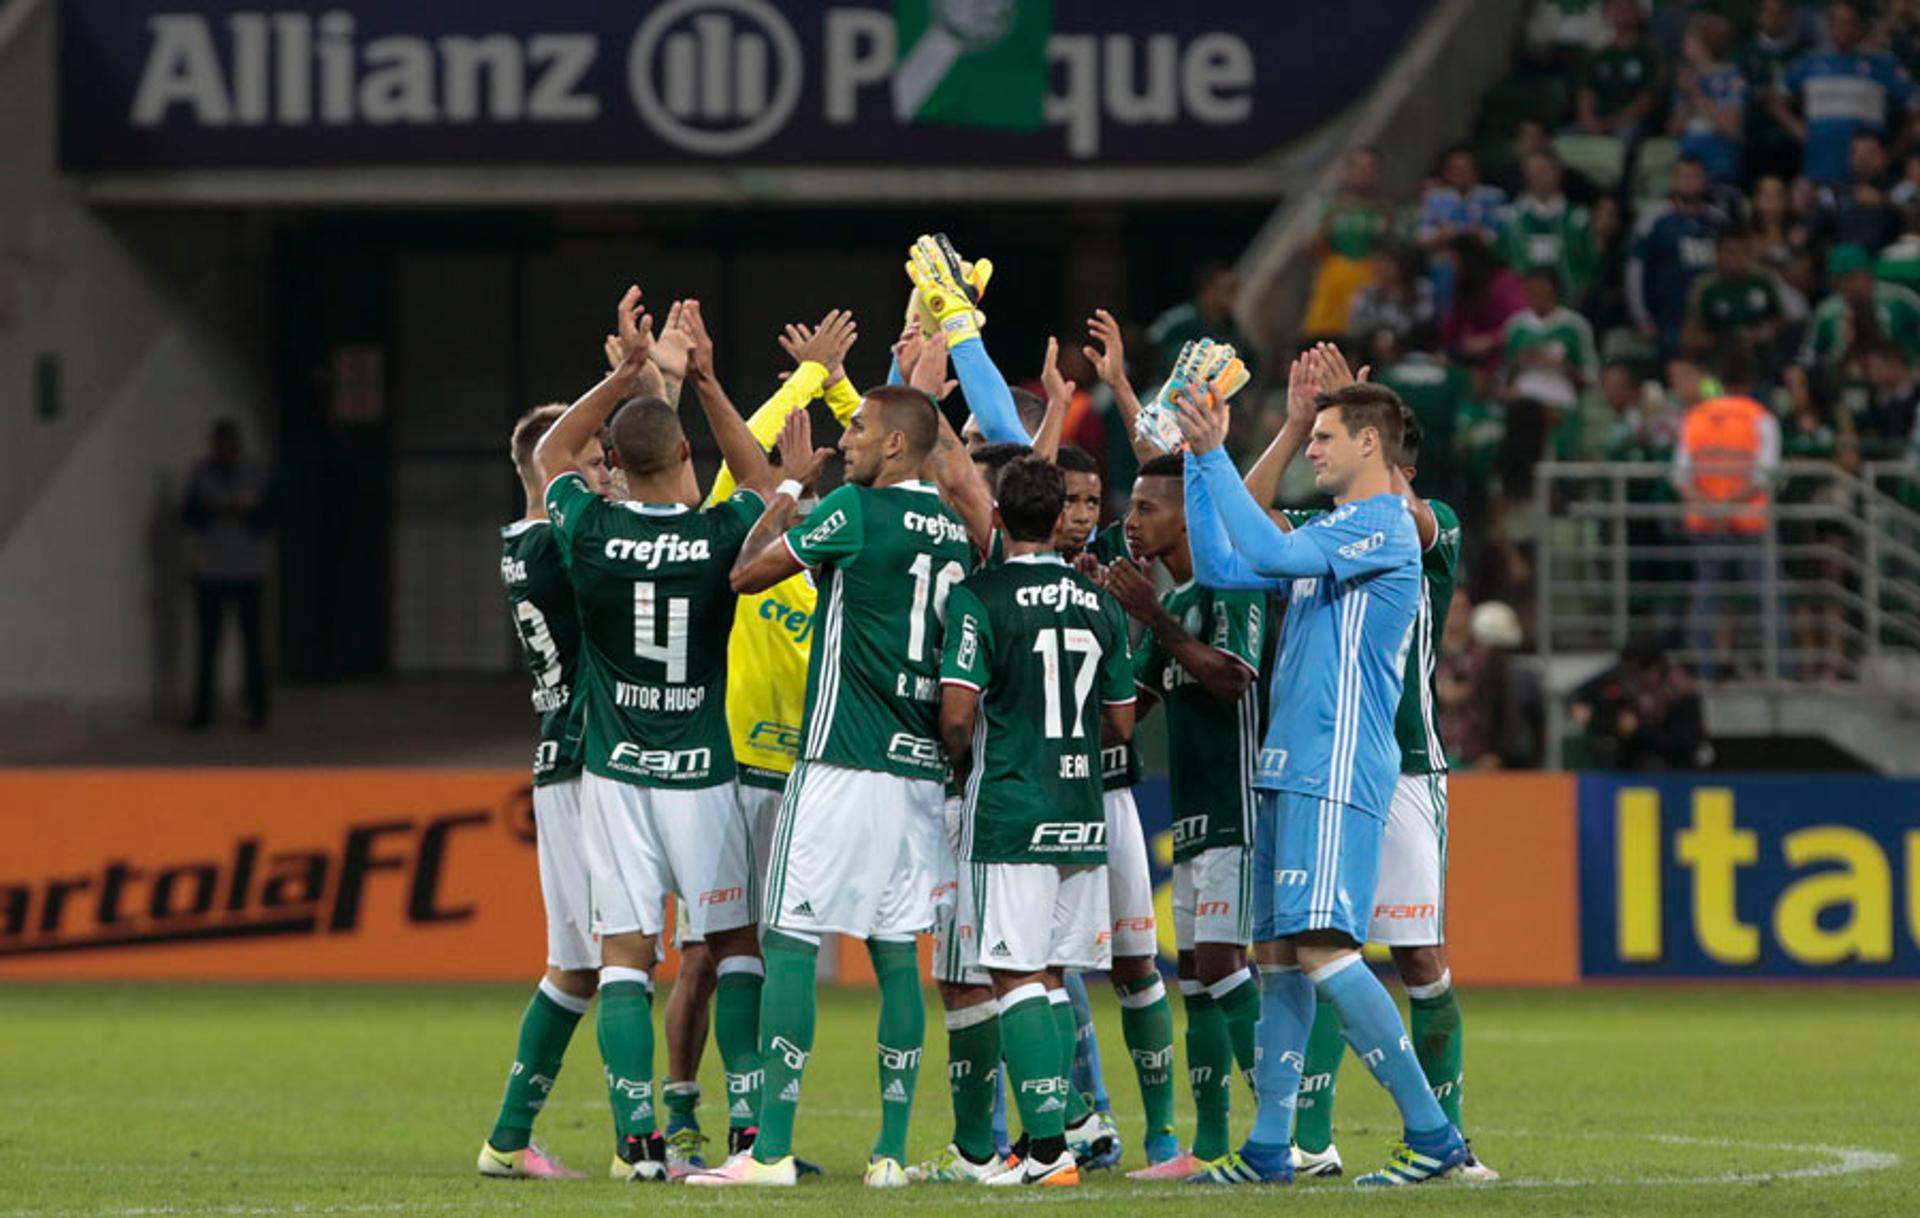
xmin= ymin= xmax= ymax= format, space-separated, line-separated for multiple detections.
xmin=59 ymin=0 xmax=1434 ymax=170
xmin=0 ymin=770 xmax=586 ymax=981
xmin=1578 ymin=775 xmax=1920 ymax=979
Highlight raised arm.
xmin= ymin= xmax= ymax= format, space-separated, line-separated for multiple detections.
xmin=1104 ymin=558 xmax=1252 ymax=701
xmin=1179 ymin=386 xmax=1334 ymax=581
xmin=1183 ymin=446 xmax=1279 ymax=592
xmin=930 ymin=405 xmax=996 ymax=556
xmin=1085 ymin=308 xmax=1160 ymax=463
xmin=1032 ymin=336 xmax=1072 ymax=460
xmin=906 ymin=235 xmax=1027 ymax=443
xmin=681 ymin=300 xmax=777 ymax=496
xmin=705 ymin=309 xmax=856 ymax=506
xmin=537 ymin=286 xmax=649 ymax=484
xmin=729 ymin=410 xmax=832 ymax=594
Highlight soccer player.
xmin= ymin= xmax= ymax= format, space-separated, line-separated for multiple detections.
xmin=689 ymin=384 xmax=989 ymax=1189
xmin=1099 ymin=453 xmax=1269 ymax=1180
xmin=1242 ymin=347 xmax=1491 ymax=1180
xmin=937 ymin=456 xmax=1138 ymax=1188
xmin=1049 ymin=442 xmax=1175 ymax=1167
xmin=1177 ymin=376 xmax=1469 ymax=1186
xmin=475 ymin=406 xmax=614 ymax=1180
xmin=533 ymin=289 xmax=788 ymax=1183
xmin=656 ymin=308 xmax=861 ymax=1176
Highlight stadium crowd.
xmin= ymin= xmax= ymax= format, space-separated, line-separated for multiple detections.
xmin=1295 ymin=0 xmax=1920 ymax=734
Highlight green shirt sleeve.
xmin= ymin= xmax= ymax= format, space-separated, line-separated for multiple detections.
xmin=1209 ymin=589 xmax=1267 ymax=673
xmin=703 ymin=488 xmax=768 ymax=558
xmin=940 ymin=583 xmax=993 ymax=690
xmin=1132 ymin=629 xmax=1168 ymax=704
xmin=542 ymin=471 xmax=601 ymax=557
xmin=1424 ymin=500 xmax=1464 ymax=579
xmin=783 ymin=483 xmax=864 ymax=568
xmin=1100 ymin=602 xmax=1137 ymax=706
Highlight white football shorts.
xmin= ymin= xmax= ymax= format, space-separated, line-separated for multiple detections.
xmin=579 ymin=773 xmax=755 ymax=941
xmin=1367 ymin=772 xmax=1448 ymax=947
xmin=764 ymin=761 xmax=945 ymax=940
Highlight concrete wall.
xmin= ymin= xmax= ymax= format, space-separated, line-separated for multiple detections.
xmin=0 ymin=0 xmax=269 ymax=724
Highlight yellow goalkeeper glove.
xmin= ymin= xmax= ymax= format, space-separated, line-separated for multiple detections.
xmin=905 ymin=233 xmax=992 ymax=347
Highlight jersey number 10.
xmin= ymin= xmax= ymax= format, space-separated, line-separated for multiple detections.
xmin=906 ymin=553 xmax=965 ymax=663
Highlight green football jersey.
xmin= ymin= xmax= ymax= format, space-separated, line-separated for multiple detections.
xmin=784 ymin=480 xmax=978 ymax=781
xmin=1133 ymin=582 xmax=1267 ymax=861
xmin=1084 ymin=522 xmax=1141 ymax=790
xmin=941 ymin=553 xmax=1135 ymax=866
xmin=1503 ymin=307 xmax=1599 ymax=382
xmin=1801 ymin=284 xmax=1920 ymax=368
xmin=1496 ymin=195 xmax=1596 ymax=295
xmin=500 ymin=519 xmax=583 ymax=786
xmin=1689 ymin=271 xmax=1785 ymax=334
xmin=546 ymin=473 xmax=761 ymax=788
xmin=1397 ymin=500 xmax=1461 ymax=774
xmin=1282 ymin=500 xmax=1460 ymax=774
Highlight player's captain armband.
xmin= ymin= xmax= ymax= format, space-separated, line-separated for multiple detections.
xmin=1135 ymin=339 xmax=1248 ymax=454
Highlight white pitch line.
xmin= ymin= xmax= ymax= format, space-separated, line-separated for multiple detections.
xmin=0 ymin=1132 xmax=1900 ymax=1216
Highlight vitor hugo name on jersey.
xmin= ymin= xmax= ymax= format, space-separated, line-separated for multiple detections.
xmin=614 ymin=681 xmax=707 ymax=713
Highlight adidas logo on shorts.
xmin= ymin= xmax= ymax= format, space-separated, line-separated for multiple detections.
xmin=791 ymin=900 xmax=815 ymax=917
xmin=989 ymin=941 xmax=1011 ymax=957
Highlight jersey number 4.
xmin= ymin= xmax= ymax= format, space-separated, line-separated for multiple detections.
xmin=906 ymin=553 xmax=965 ymax=663
xmin=1033 ymin=627 xmax=1100 ymax=739
xmin=634 ymin=582 xmax=690 ymax=682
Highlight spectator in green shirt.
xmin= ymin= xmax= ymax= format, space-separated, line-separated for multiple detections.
xmin=1503 ymin=268 xmax=1601 ymax=413
xmin=1497 ymin=149 xmax=1599 ymax=297
xmin=1147 ymin=261 xmax=1256 ymax=385
xmin=1576 ymin=0 xmax=1664 ymax=143
xmin=1685 ymin=225 xmax=1803 ymax=378
xmin=1305 ymin=146 xmax=1397 ymax=336
xmin=1800 ymin=242 xmax=1920 ymax=371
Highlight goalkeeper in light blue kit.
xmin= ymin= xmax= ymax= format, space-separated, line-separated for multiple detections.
xmin=1174 ymin=376 xmax=1468 ymax=1187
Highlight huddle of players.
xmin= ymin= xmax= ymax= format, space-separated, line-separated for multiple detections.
xmin=477 ymin=238 xmax=1488 ymax=1189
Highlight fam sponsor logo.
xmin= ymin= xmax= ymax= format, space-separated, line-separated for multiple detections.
xmin=607 ymin=743 xmax=714 ymax=779
xmin=1029 ymin=821 xmax=1106 ymax=851
xmin=885 ymin=731 xmax=942 ymax=767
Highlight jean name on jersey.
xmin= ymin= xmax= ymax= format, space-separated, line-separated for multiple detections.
xmin=602 ymin=534 xmax=711 ymax=570
xmin=615 ymin=681 xmax=706 ymax=712
xmin=1015 ymin=578 xmax=1102 ymax=612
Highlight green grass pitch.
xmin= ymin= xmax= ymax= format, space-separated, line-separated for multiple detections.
xmin=1 ymin=982 xmax=1915 ymax=1216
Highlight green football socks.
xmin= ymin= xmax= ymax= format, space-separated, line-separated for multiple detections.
xmin=1115 ymin=973 xmax=1177 ymax=1139
xmin=1002 ymin=986 xmax=1067 ymax=1141
xmin=1049 ymin=991 xmax=1093 ymax=1128
xmin=714 ymin=956 xmax=765 ymax=1130
xmin=946 ymin=1000 xmax=1002 ymax=1162
xmin=596 ymin=967 xmax=656 ymax=1141
xmin=752 ymin=931 xmax=817 ymax=1163
xmin=1179 ymin=982 xmax=1232 ymax=1161
xmin=1211 ymin=967 xmax=1262 ymax=1091
xmin=487 ymin=979 xmax=587 ymax=1153
xmin=869 ymin=937 xmax=925 ymax=1163
xmin=1408 ymin=970 xmax=1465 ymax=1130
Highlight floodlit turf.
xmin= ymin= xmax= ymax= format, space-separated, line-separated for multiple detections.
xmin=0 ymin=982 xmax=1914 ymax=1216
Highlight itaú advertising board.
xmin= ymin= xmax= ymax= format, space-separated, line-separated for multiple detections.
xmin=1578 ymin=776 xmax=1920 ymax=979
xmin=57 ymin=0 xmax=1435 ymax=169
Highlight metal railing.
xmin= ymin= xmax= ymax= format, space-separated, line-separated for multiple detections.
xmin=1535 ymin=459 xmax=1920 ymax=766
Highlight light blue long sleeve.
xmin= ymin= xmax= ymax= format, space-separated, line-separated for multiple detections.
xmin=1184 ymin=450 xmax=1278 ymax=591
xmin=888 ymin=354 xmax=903 ymax=386
xmin=950 ymin=334 xmax=1028 ymax=444
xmin=1182 ymin=445 xmax=1336 ymax=580
xmin=1191 ymin=448 xmax=1331 ymax=582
